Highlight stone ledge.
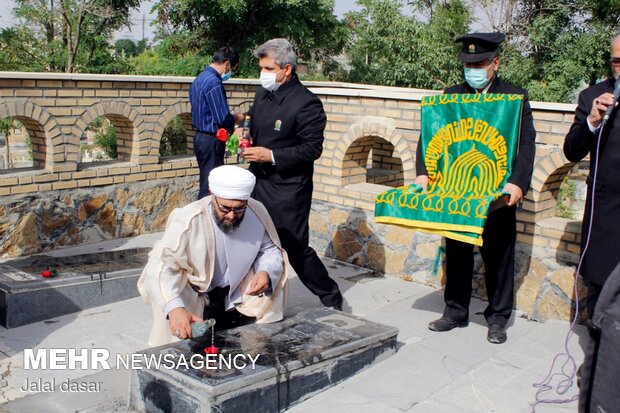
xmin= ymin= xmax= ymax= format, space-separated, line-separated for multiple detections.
xmin=537 ymin=217 xmax=581 ymax=234
xmin=343 ymin=182 xmax=391 ymax=196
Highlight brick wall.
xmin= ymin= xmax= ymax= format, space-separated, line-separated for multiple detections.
xmin=0 ymin=72 xmax=581 ymax=257
xmin=0 ymin=72 xmax=584 ymax=320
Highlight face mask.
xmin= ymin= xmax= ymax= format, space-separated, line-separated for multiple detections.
xmin=464 ymin=64 xmax=491 ymax=90
xmin=260 ymin=70 xmax=282 ymax=92
xmin=221 ymin=70 xmax=232 ymax=81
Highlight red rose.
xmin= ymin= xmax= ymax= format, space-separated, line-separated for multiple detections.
xmin=41 ymin=270 xmax=52 ymax=278
xmin=215 ymin=128 xmax=229 ymax=142
xmin=239 ymin=139 xmax=251 ymax=149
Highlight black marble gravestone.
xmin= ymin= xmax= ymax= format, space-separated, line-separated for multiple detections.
xmin=0 ymin=248 xmax=148 ymax=327
xmin=129 ymin=308 xmax=399 ymax=413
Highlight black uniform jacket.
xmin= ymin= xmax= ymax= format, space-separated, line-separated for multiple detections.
xmin=416 ymin=78 xmax=537 ymax=196
xmin=564 ymin=78 xmax=620 ymax=285
xmin=248 ymin=75 xmax=325 ymax=180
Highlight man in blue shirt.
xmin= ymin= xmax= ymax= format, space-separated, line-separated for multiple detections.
xmin=190 ymin=46 xmax=244 ymax=199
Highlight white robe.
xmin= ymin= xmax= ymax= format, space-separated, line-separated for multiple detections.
xmin=137 ymin=197 xmax=288 ymax=346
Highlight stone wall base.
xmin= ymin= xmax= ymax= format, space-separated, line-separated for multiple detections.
xmin=309 ymin=200 xmax=586 ymax=322
xmin=0 ymin=177 xmax=199 ymax=258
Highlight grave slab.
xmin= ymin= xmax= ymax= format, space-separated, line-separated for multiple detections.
xmin=129 ymin=308 xmax=399 ymax=413
xmin=0 ymin=248 xmax=149 ymax=327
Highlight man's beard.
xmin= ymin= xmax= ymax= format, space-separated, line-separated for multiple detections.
xmin=211 ymin=205 xmax=244 ymax=233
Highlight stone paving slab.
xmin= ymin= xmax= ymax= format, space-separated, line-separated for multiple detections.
xmin=0 ymin=235 xmax=584 ymax=412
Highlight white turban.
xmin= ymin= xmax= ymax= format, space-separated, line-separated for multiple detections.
xmin=208 ymin=165 xmax=256 ymax=200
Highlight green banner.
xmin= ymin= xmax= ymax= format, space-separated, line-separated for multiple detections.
xmin=375 ymin=93 xmax=523 ymax=246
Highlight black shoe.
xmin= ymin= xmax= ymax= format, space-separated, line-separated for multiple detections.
xmin=487 ymin=324 xmax=507 ymax=344
xmin=428 ymin=317 xmax=468 ymax=332
xmin=321 ymin=296 xmax=343 ymax=311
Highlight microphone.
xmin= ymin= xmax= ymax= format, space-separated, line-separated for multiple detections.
xmin=600 ymin=78 xmax=620 ymax=128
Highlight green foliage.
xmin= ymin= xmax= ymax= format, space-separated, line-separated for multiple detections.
xmin=1 ymin=0 xmax=140 ymax=73
xmin=345 ymin=0 xmax=616 ymax=102
xmin=0 ymin=117 xmax=15 ymax=136
xmin=86 ymin=116 xmax=105 ymax=131
xmin=129 ymin=40 xmax=208 ymax=76
xmin=152 ymin=0 xmax=348 ymax=77
xmin=25 ymin=134 xmax=33 ymax=160
xmin=0 ymin=118 xmax=31 ymax=165
xmin=94 ymin=126 xmax=118 ymax=159
xmin=1 ymin=0 xmax=620 ymax=104
xmin=320 ymin=59 xmax=349 ymax=82
xmin=114 ymin=39 xmax=148 ymax=58
xmin=486 ymin=0 xmax=616 ymax=102
xmin=160 ymin=116 xmax=188 ymax=156
xmin=346 ymin=0 xmax=469 ymax=89
xmin=83 ymin=39 xmax=134 ymax=74
xmin=556 ymin=177 xmax=577 ymax=219
xmin=89 ymin=116 xmax=117 ymax=159
xmin=0 ymin=27 xmax=50 ymax=71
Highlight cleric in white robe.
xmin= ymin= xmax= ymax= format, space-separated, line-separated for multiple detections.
xmin=138 ymin=165 xmax=288 ymax=346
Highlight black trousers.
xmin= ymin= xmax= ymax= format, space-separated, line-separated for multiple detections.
xmin=194 ymin=131 xmax=225 ymax=200
xmin=586 ymin=282 xmax=603 ymax=318
xmin=253 ymin=174 xmax=343 ymax=309
xmin=443 ymin=206 xmax=516 ymax=327
xmin=202 ymin=287 xmax=255 ymax=331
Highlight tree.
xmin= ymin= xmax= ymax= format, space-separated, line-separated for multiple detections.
xmin=87 ymin=116 xmax=117 ymax=159
xmin=160 ymin=116 xmax=187 ymax=157
xmin=346 ymin=0 xmax=470 ymax=89
xmin=0 ymin=27 xmax=49 ymax=71
xmin=115 ymin=38 xmax=148 ymax=58
xmin=152 ymin=0 xmax=349 ymax=77
xmin=129 ymin=32 xmax=208 ymax=76
xmin=1 ymin=0 xmax=140 ymax=73
xmin=475 ymin=0 xmax=617 ymax=102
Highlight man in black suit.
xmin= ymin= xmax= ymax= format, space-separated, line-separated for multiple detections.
xmin=564 ymin=33 xmax=620 ymax=317
xmin=242 ymin=38 xmax=343 ymax=310
xmin=415 ymin=32 xmax=536 ymax=343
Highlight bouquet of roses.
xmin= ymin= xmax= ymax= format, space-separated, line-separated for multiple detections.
xmin=215 ymin=128 xmax=237 ymax=157
xmin=216 ymin=128 xmax=251 ymax=161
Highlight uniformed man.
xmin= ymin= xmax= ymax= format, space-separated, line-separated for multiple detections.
xmin=416 ymin=32 xmax=536 ymax=343
xmin=241 ymin=38 xmax=344 ymax=310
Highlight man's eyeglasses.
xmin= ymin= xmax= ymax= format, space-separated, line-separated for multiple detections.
xmin=610 ymin=57 xmax=620 ymax=65
xmin=213 ymin=197 xmax=247 ymax=214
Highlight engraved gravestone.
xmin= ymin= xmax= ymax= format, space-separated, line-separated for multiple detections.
xmin=129 ymin=308 xmax=399 ymax=413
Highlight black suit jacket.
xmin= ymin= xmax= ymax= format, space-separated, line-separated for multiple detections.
xmin=416 ymin=78 xmax=537 ymax=196
xmin=247 ymin=75 xmax=326 ymax=246
xmin=564 ymin=78 xmax=620 ymax=285
xmin=248 ymin=75 xmax=325 ymax=180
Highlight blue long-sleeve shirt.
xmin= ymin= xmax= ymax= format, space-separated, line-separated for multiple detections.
xmin=189 ymin=66 xmax=235 ymax=134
